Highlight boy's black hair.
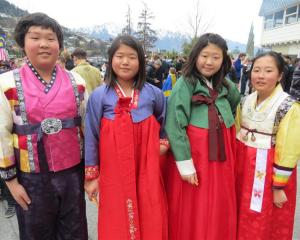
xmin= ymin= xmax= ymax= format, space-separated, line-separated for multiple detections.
xmin=182 ymin=33 xmax=232 ymax=91
xmin=106 ymin=34 xmax=145 ymax=90
xmin=71 ymin=48 xmax=87 ymax=59
xmin=14 ymin=12 xmax=64 ymax=50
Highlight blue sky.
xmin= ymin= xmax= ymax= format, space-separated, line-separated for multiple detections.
xmin=7 ymin=0 xmax=263 ymax=45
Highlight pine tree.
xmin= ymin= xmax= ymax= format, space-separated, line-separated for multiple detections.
xmin=246 ymin=23 xmax=254 ymax=58
xmin=135 ymin=3 xmax=157 ymax=53
xmin=122 ymin=5 xmax=133 ymax=35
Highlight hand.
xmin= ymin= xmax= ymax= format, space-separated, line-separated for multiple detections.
xmin=5 ymin=178 xmax=31 ymax=210
xmin=273 ymin=189 xmax=287 ymax=208
xmin=154 ymin=79 xmax=160 ymax=83
xmin=84 ymin=178 xmax=99 ymax=202
xmin=181 ymin=173 xmax=199 ymax=186
xmin=160 ymin=144 xmax=168 ymax=155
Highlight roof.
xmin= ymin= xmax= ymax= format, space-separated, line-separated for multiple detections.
xmin=259 ymin=0 xmax=300 ymax=16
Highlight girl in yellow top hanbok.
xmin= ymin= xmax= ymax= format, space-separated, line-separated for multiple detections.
xmin=235 ymin=51 xmax=300 ymax=240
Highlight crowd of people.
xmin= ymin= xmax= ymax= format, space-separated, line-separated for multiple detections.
xmin=0 ymin=12 xmax=300 ymax=240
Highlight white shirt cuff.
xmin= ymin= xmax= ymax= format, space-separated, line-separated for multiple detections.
xmin=176 ymin=159 xmax=196 ymax=176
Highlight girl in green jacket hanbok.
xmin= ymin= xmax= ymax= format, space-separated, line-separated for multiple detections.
xmin=163 ymin=33 xmax=240 ymax=240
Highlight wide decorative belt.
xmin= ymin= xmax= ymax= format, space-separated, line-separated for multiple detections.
xmin=13 ymin=116 xmax=81 ymax=173
xmin=13 ymin=116 xmax=81 ymax=140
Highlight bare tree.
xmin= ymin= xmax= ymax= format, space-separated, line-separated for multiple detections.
xmin=122 ymin=5 xmax=133 ymax=35
xmin=187 ymin=0 xmax=213 ymax=39
xmin=182 ymin=0 xmax=214 ymax=55
xmin=135 ymin=2 xmax=157 ymax=53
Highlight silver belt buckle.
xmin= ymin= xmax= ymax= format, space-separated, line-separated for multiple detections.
xmin=41 ymin=118 xmax=62 ymax=134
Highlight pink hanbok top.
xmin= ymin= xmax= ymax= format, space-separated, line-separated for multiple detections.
xmin=0 ymin=63 xmax=87 ymax=180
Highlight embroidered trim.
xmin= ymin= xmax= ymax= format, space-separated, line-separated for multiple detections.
xmin=114 ymin=84 xmax=139 ymax=109
xmin=272 ymin=164 xmax=294 ymax=189
xmin=13 ymin=69 xmax=35 ymax=171
xmin=26 ymin=60 xmax=57 ymax=93
xmin=126 ymin=199 xmax=137 ymax=240
xmin=250 ymin=148 xmax=268 ymax=213
xmin=0 ymin=166 xmax=17 ymax=181
xmin=67 ymin=72 xmax=83 ymax=159
xmin=85 ymin=166 xmax=99 ymax=180
xmin=131 ymin=89 xmax=139 ymax=109
xmin=272 ymin=96 xmax=295 ymax=145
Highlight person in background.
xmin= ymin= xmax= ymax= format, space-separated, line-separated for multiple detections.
xmin=174 ymin=56 xmax=184 ymax=78
xmin=164 ymin=33 xmax=240 ymax=240
xmin=240 ymin=57 xmax=251 ymax=96
xmin=290 ymin=60 xmax=300 ymax=101
xmin=146 ymin=58 xmax=163 ymax=88
xmin=100 ymin=61 xmax=109 ymax=80
xmin=71 ymin=48 xmax=103 ymax=95
xmin=0 ymin=28 xmax=9 ymax=62
xmin=61 ymin=48 xmax=74 ymax=70
xmin=234 ymin=52 xmax=246 ymax=83
xmin=282 ymin=55 xmax=294 ymax=93
xmin=162 ymin=67 xmax=177 ymax=98
xmin=84 ymin=34 xmax=168 ymax=240
xmin=227 ymin=58 xmax=238 ymax=85
xmin=161 ymin=56 xmax=171 ymax=80
xmin=56 ymin=55 xmax=66 ymax=70
xmin=235 ymin=51 xmax=300 ymax=240
xmin=0 ymin=12 xmax=88 ymax=240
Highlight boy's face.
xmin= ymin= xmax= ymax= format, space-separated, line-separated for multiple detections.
xmin=24 ymin=26 xmax=60 ymax=70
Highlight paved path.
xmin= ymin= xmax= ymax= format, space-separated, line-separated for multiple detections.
xmin=1 ymin=166 xmax=300 ymax=239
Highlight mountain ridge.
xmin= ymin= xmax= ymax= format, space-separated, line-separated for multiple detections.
xmin=0 ymin=0 xmax=247 ymax=54
xmin=75 ymin=23 xmax=248 ymax=53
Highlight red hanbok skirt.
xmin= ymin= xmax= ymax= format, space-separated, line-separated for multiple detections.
xmin=162 ymin=124 xmax=237 ymax=240
xmin=236 ymin=140 xmax=297 ymax=240
xmin=97 ymin=115 xmax=168 ymax=240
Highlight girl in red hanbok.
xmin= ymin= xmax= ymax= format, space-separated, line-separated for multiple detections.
xmin=163 ymin=33 xmax=240 ymax=240
xmin=236 ymin=51 xmax=300 ymax=239
xmin=84 ymin=35 xmax=168 ymax=240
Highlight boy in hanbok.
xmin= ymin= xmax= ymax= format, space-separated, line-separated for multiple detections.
xmin=84 ymin=34 xmax=168 ymax=240
xmin=164 ymin=33 xmax=240 ymax=240
xmin=236 ymin=51 xmax=300 ymax=239
xmin=0 ymin=13 xmax=88 ymax=240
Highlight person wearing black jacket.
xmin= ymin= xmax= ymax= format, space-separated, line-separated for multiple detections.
xmin=146 ymin=59 xmax=162 ymax=88
xmin=290 ymin=61 xmax=300 ymax=100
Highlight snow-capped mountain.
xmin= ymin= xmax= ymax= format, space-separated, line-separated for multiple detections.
xmin=155 ymin=29 xmax=188 ymax=52
xmin=74 ymin=23 xmax=248 ymax=53
xmin=74 ymin=23 xmax=189 ymax=52
xmin=75 ymin=23 xmax=122 ymax=41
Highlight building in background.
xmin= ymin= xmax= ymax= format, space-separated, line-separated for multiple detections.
xmin=259 ymin=0 xmax=300 ymax=57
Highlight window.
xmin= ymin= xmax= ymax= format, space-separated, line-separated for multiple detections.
xmin=264 ymin=14 xmax=274 ymax=29
xmin=274 ymin=10 xmax=284 ymax=27
xmin=285 ymin=5 xmax=297 ymax=24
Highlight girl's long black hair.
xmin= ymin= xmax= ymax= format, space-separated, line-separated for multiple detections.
xmin=182 ymin=33 xmax=231 ymax=91
xmin=106 ymin=34 xmax=145 ymax=90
